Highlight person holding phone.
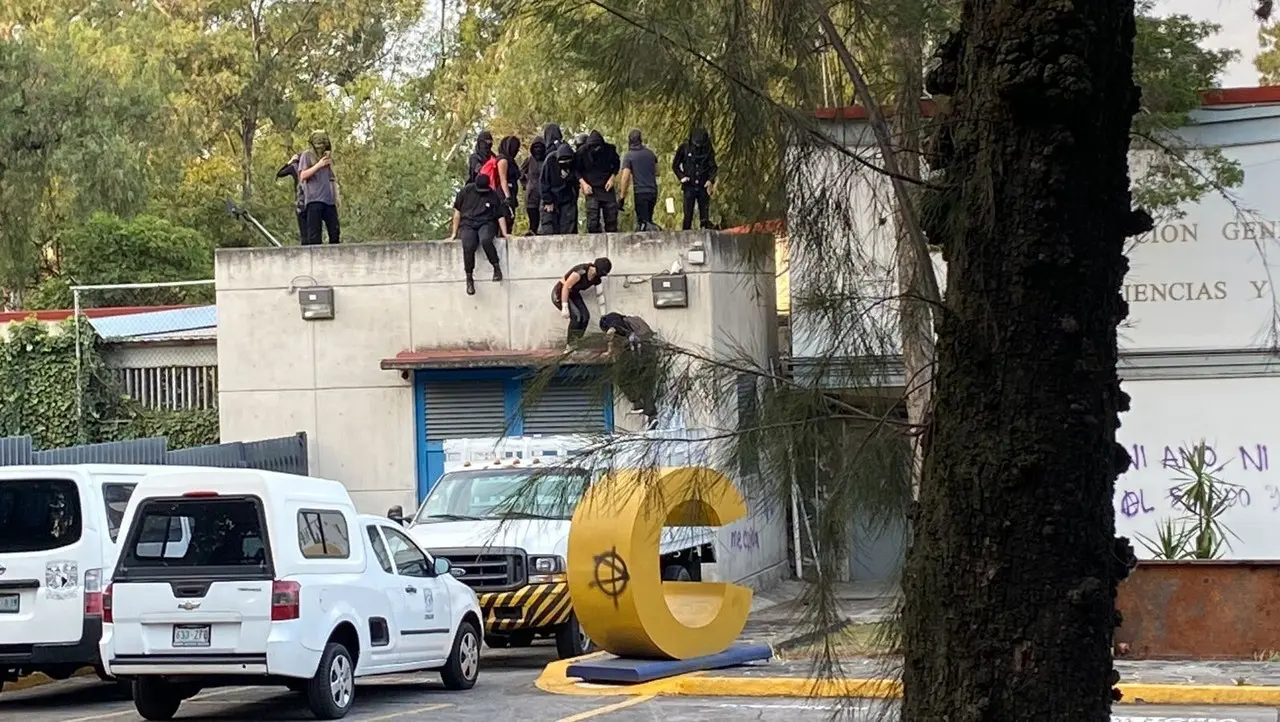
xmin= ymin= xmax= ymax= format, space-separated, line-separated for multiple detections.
xmin=298 ymin=131 xmax=340 ymax=245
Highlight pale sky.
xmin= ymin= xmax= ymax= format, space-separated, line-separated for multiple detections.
xmin=1156 ymin=0 xmax=1265 ymax=87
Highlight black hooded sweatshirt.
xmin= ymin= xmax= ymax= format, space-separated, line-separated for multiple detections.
xmin=466 ymin=130 xmax=495 ymax=183
xmin=542 ymin=123 xmax=565 ymax=153
xmin=521 ymin=138 xmax=548 ymax=209
xmin=576 ymin=130 xmax=620 ymax=191
xmin=539 ymin=143 xmax=579 ymax=207
xmin=497 ymin=135 xmax=521 ymax=202
xmin=673 ymin=128 xmax=718 ymax=186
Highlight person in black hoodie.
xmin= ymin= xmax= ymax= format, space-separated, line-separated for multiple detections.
xmin=673 ymin=127 xmax=719 ymax=230
xmin=275 ymin=153 xmax=306 ymax=243
xmin=576 ymin=130 xmax=621 ymax=233
xmin=542 ymin=123 xmax=566 ymax=154
xmin=539 ymin=143 xmax=579 ymax=234
xmin=466 ymin=130 xmax=495 ymax=184
xmin=449 ymin=174 xmax=509 ymax=295
xmin=520 ymin=137 xmax=547 ymax=234
xmin=496 ymin=135 xmax=521 ymax=216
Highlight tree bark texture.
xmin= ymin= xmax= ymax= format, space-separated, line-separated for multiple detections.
xmin=902 ymin=0 xmax=1141 ymax=719
xmin=891 ymin=22 xmax=934 ymax=500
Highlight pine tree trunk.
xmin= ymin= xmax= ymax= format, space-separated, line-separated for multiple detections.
xmin=901 ymin=0 xmax=1141 ymax=718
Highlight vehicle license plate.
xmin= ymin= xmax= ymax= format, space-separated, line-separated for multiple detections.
xmin=0 ymin=594 xmax=18 ymax=613
xmin=172 ymin=624 xmax=211 ymax=648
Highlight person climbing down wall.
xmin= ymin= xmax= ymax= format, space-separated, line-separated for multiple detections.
xmin=673 ymin=127 xmax=719 ymax=230
xmin=552 ymin=257 xmax=612 ymax=348
xmin=450 ymin=174 xmax=509 ymax=296
xmin=600 ymin=312 xmax=659 ymax=425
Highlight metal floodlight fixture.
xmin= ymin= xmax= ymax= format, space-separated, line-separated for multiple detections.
xmin=299 ymin=287 xmax=335 ymax=321
xmin=651 ymin=273 xmax=688 ymax=309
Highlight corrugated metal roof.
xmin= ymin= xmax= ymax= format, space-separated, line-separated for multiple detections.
xmin=89 ymin=305 xmax=216 ymax=341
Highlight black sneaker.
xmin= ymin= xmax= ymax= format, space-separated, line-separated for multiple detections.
xmin=465 ymin=277 xmax=476 ymax=295
xmin=492 ymin=266 xmax=503 ymax=282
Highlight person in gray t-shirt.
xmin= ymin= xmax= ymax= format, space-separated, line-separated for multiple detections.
xmin=619 ymin=128 xmax=660 ymax=231
xmin=298 ymin=130 xmax=340 ymax=245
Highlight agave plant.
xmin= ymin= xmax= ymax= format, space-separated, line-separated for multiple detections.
xmin=1138 ymin=440 xmax=1240 ymax=560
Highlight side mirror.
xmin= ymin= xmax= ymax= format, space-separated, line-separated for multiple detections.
xmin=434 ymin=557 xmax=453 ymax=577
xmin=387 ymin=506 xmax=404 ymax=524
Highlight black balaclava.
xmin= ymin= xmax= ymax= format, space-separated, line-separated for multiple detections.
xmin=628 ymin=128 xmax=643 ymax=149
xmin=691 ymin=127 xmax=710 ymax=148
xmin=587 ymin=130 xmax=604 ymax=148
xmin=476 ymin=130 xmax=494 ymax=156
xmin=475 ymin=174 xmax=491 ymax=191
xmin=498 ymin=135 xmax=521 ymax=160
xmin=530 ymin=138 xmax=547 ymax=161
xmin=556 ymin=143 xmax=575 ymax=168
xmin=543 ymin=123 xmax=564 ymax=147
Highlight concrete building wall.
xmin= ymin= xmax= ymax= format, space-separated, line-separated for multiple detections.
xmin=215 ymin=231 xmax=789 ymax=585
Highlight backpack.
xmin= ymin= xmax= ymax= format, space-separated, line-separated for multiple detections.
xmin=479 ymin=155 xmax=500 ymax=188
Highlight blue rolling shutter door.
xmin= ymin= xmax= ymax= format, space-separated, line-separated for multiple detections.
xmin=523 ymin=379 xmax=608 ymax=435
xmin=423 ymin=381 xmax=508 ymax=440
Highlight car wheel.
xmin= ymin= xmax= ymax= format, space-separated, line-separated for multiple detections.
xmin=440 ymin=620 xmax=481 ymax=691
xmin=485 ymin=635 xmax=509 ymax=649
xmin=305 ymin=642 xmax=355 ymax=720
xmin=662 ymin=564 xmax=693 ymax=582
xmin=555 ymin=612 xmax=594 ymax=659
xmin=133 ymin=678 xmax=182 ymax=721
xmin=509 ymin=631 xmax=535 ymax=648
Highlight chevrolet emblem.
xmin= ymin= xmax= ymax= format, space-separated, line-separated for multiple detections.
xmin=178 ymin=601 xmax=201 ymax=611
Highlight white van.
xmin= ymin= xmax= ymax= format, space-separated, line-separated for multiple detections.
xmin=101 ymin=469 xmax=483 ymax=721
xmin=0 ymin=464 xmax=198 ymax=692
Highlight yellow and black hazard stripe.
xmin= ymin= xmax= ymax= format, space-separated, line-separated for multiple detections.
xmin=478 ymin=582 xmax=573 ymax=633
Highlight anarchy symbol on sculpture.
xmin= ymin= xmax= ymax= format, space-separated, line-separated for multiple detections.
xmin=589 ymin=546 xmax=630 ymax=608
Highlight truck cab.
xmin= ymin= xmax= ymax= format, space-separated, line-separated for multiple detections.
xmin=398 ymin=435 xmax=715 ymax=659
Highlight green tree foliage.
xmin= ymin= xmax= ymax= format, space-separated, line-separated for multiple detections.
xmin=26 ymin=213 xmax=215 ymax=309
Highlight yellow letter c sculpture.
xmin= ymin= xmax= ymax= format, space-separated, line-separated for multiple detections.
xmin=567 ymin=466 xmax=752 ymax=660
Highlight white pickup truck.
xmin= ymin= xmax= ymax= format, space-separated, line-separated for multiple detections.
xmin=394 ymin=434 xmax=716 ymax=659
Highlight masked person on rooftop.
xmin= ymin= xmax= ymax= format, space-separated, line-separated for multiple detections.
xmin=673 ymin=127 xmax=719 ymax=230
xmin=450 ymin=173 xmax=509 ymax=296
xmin=576 ymin=130 xmax=621 ymax=234
xmin=298 ymin=131 xmax=340 ymax=245
xmin=552 ymin=257 xmax=612 ymax=348
xmin=496 ymin=135 xmax=522 ymax=217
xmin=520 ymin=137 xmax=548 ymax=235
xmin=539 ymin=143 xmax=580 ymax=235
xmin=275 ymin=153 xmax=306 ymax=243
xmin=618 ymin=128 xmax=660 ymax=232
xmin=467 ymin=130 xmax=496 ymax=184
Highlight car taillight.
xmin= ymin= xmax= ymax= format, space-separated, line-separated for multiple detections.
xmin=84 ymin=568 xmax=103 ymax=616
xmin=101 ymin=582 xmax=114 ymax=623
xmin=271 ymin=580 xmax=300 ymax=621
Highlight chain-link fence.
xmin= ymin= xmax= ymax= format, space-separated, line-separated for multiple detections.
xmin=71 ymin=280 xmax=218 ymax=442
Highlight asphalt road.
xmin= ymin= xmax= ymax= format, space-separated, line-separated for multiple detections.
xmin=2 ymin=644 xmax=1277 ymax=722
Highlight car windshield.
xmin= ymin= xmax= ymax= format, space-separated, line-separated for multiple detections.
xmin=0 ymin=479 xmax=82 ymax=553
xmin=413 ymin=468 xmax=589 ymax=523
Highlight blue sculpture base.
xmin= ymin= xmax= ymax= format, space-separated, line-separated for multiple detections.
xmin=565 ymin=643 xmax=772 ymax=684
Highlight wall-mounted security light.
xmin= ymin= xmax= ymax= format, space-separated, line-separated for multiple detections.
xmin=299 ymin=286 xmax=335 ymax=320
xmin=651 ymin=273 xmax=688 ymax=309
xmin=687 ymin=242 xmax=706 ymax=266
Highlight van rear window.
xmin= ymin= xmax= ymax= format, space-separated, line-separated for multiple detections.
xmin=121 ymin=497 xmax=269 ymax=574
xmin=0 ymin=480 xmax=82 ymax=553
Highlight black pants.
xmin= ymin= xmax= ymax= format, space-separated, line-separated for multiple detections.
xmin=586 ymin=188 xmax=619 ymax=233
xmin=460 ymin=223 xmax=500 ymax=275
xmin=681 ymin=186 xmax=711 ymax=230
xmin=526 ymin=207 xmax=540 ymax=233
xmin=616 ymin=344 xmax=659 ymax=418
xmin=634 ymin=193 xmax=657 ymax=231
xmin=539 ymin=201 xmax=579 ymax=235
xmin=551 ymin=284 xmax=590 ymax=345
xmin=295 ymin=212 xmax=307 ymax=244
xmin=304 ymin=202 xmax=340 ymax=245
